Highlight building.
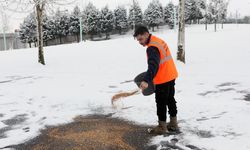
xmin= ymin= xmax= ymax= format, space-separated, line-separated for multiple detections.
xmin=0 ymin=30 xmax=27 ymax=51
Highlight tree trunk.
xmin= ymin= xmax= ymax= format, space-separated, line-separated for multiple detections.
xmin=221 ymin=20 xmax=224 ymax=29
xmin=29 ymin=43 xmax=31 ymax=48
xmin=205 ymin=20 xmax=208 ymax=30
xmin=152 ymin=26 xmax=155 ymax=32
xmin=177 ymin=0 xmax=185 ymax=63
xmin=214 ymin=20 xmax=217 ymax=32
xmin=76 ymin=34 xmax=79 ymax=42
xmin=36 ymin=2 xmax=45 ymax=65
xmin=105 ymin=32 xmax=109 ymax=39
xmin=90 ymin=34 xmax=94 ymax=40
xmin=59 ymin=36 xmax=62 ymax=44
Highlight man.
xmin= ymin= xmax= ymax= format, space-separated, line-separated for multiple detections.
xmin=133 ymin=26 xmax=179 ymax=135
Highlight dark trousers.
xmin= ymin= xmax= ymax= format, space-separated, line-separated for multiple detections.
xmin=155 ymin=79 xmax=177 ymax=122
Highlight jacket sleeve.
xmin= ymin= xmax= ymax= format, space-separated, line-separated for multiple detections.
xmin=143 ymin=46 xmax=160 ymax=83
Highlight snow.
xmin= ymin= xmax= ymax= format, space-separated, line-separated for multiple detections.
xmin=1 ymin=24 xmax=250 ymax=150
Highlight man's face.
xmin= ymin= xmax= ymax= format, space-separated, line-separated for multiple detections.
xmin=135 ymin=33 xmax=149 ymax=47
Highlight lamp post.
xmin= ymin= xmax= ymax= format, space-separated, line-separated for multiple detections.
xmin=132 ymin=0 xmax=136 ymax=30
xmin=125 ymin=0 xmax=136 ymax=30
xmin=0 ymin=9 xmax=7 ymax=50
xmin=236 ymin=10 xmax=238 ymax=27
xmin=173 ymin=6 xmax=177 ymax=31
xmin=79 ymin=16 xmax=83 ymax=42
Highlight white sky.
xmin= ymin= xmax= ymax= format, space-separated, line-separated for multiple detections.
xmin=0 ymin=0 xmax=250 ymax=32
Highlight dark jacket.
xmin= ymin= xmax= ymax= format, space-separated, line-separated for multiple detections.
xmin=143 ymin=34 xmax=160 ymax=83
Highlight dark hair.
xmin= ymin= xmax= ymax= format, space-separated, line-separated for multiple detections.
xmin=133 ymin=26 xmax=149 ymax=37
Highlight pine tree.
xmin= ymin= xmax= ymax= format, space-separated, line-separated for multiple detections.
xmin=185 ymin=0 xmax=206 ymax=24
xmin=83 ymin=2 xmax=100 ymax=40
xmin=128 ymin=1 xmax=143 ymax=29
xmin=42 ymin=14 xmax=53 ymax=46
xmin=114 ymin=6 xmax=128 ymax=34
xmin=19 ymin=12 xmax=37 ymax=48
xmin=195 ymin=0 xmax=206 ymax=24
xmin=69 ymin=6 xmax=81 ymax=42
xmin=44 ymin=16 xmax=57 ymax=42
xmin=100 ymin=6 xmax=114 ymax=39
xmin=164 ymin=2 xmax=177 ymax=29
xmin=185 ymin=0 xmax=195 ymax=23
xmin=54 ymin=9 xmax=70 ymax=43
xmin=144 ymin=0 xmax=163 ymax=31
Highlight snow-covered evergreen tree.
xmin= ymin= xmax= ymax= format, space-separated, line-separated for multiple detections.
xmin=128 ymin=1 xmax=143 ymax=29
xmin=42 ymin=14 xmax=54 ymax=45
xmin=43 ymin=16 xmax=57 ymax=41
xmin=185 ymin=0 xmax=196 ymax=23
xmin=195 ymin=0 xmax=206 ymax=23
xmin=114 ymin=6 xmax=128 ymax=34
xmin=19 ymin=12 xmax=37 ymax=48
xmin=164 ymin=2 xmax=178 ymax=29
xmin=69 ymin=6 xmax=81 ymax=41
xmin=54 ymin=9 xmax=70 ymax=43
xmin=185 ymin=0 xmax=206 ymax=24
xmin=100 ymin=6 xmax=114 ymax=39
xmin=82 ymin=2 xmax=100 ymax=39
xmin=144 ymin=0 xmax=163 ymax=31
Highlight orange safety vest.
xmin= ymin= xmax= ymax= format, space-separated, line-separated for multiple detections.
xmin=146 ymin=35 xmax=178 ymax=85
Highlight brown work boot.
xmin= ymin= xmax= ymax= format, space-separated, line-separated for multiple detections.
xmin=148 ymin=121 xmax=168 ymax=135
xmin=167 ymin=116 xmax=179 ymax=131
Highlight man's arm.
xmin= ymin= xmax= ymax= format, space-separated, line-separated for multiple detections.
xmin=143 ymin=46 xmax=160 ymax=83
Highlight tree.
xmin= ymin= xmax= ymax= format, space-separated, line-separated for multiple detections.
xmin=43 ymin=16 xmax=57 ymax=43
xmin=128 ymin=0 xmax=143 ymax=29
xmin=54 ymin=9 xmax=70 ymax=44
xmin=82 ymin=2 xmax=100 ymax=40
xmin=144 ymin=0 xmax=163 ymax=31
xmin=177 ymin=0 xmax=185 ymax=63
xmin=243 ymin=16 xmax=250 ymax=24
xmin=42 ymin=14 xmax=54 ymax=46
xmin=1 ymin=0 xmax=77 ymax=65
xmin=114 ymin=6 xmax=128 ymax=34
xmin=69 ymin=6 xmax=81 ymax=42
xmin=19 ymin=12 xmax=53 ymax=47
xmin=164 ymin=2 xmax=178 ymax=29
xmin=195 ymin=0 xmax=206 ymax=24
xmin=100 ymin=6 xmax=114 ymax=39
xmin=208 ymin=0 xmax=228 ymax=32
xmin=19 ymin=12 xmax=37 ymax=48
xmin=185 ymin=0 xmax=206 ymax=24
xmin=218 ymin=0 xmax=229 ymax=29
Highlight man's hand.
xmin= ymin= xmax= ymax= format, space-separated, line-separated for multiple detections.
xmin=140 ymin=81 xmax=148 ymax=91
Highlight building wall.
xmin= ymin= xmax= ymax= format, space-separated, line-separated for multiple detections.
xmin=0 ymin=32 xmax=27 ymax=51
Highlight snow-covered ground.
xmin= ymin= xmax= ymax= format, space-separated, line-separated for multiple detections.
xmin=0 ymin=24 xmax=250 ymax=150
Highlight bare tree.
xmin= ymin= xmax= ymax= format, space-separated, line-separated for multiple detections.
xmin=208 ymin=0 xmax=228 ymax=32
xmin=177 ymin=0 xmax=185 ymax=63
xmin=0 ymin=0 xmax=76 ymax=65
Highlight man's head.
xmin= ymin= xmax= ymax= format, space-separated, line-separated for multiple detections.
xmin=133 ymin=26 xmax=150 ymax=47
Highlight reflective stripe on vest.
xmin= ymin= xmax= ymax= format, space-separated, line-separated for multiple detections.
xmin=148 ymin=41 xmax=173 ymax=64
